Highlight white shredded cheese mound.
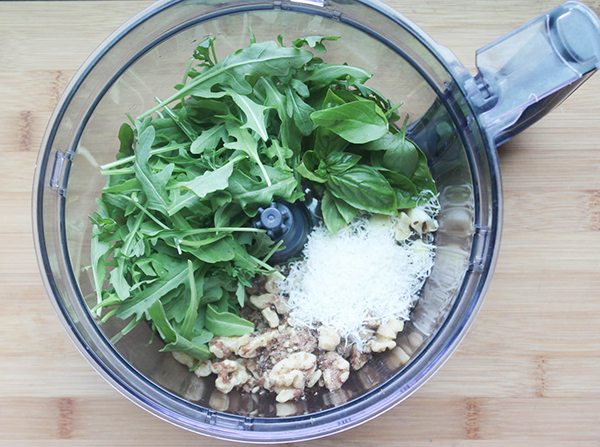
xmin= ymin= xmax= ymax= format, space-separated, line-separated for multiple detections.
xmin=280 ymin=204 xmax=438 ymax=350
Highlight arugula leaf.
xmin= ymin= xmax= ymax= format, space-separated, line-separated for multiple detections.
xmin=224 ymin=122 xmax=271 ymax=186
xmin=118 ymin=123 xmax=134 ymax=158
xmin=147 ymin=300 xmax=212 ymax=361
xmin=91 ymin=227 xmax=112 ymax=306
xmin=205 ymin=304 xmax=254 ymax=336
xmin=292 ymin=36 xmax=340 ymax=53
xmin=177 ymin=156 xmax=240 ymax=199
xmin=139 ymin=41 xmax=313 ymax=118
xmin=226 ymin=89 xmax=272 ymax=141
xmin=311 ymin=100 xmax=388 ymax=144
xmin=133 ymin=126 xmax=174 ymax=214
xmin=298 ymin=64 xmax=371 ymax=89
xmin=109 ymin=257 xmax=130 ymax=301
xmin=265 ymin=139 xmax=293 ymax=170
xmin=116 ymin=259 xmax=194 ymax=319
xmin=285 ymin=84 xmax=316 ymax=136
xmin=180 ymin=260 xmax=199 ymax=339
xmin=228 ymin=163 xmax=301 ymax=216
xmin=190 ymin=123 xmax=227 ymax=154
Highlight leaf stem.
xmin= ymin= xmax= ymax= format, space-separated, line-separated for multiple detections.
xmin=100 ymin=144 xmax=187 ymax=170
xmin=116 ymin=194 xmax=170 ymax=230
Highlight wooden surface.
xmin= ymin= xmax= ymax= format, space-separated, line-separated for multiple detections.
xmin=1 ymin=1 xmax=600 ymax=445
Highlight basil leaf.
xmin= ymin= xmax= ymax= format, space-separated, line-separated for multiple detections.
xmin=324 ymin=152 xmax=361 ymax=175
xmin=312 ymin=127 xmax=349 ymax=159
xmin=365 ymin=132 xmax=419 ymax=179
xmin=321 ymin=191 xmax=346 ymax=233
xmin=321 ymin=89 xmax=346 ymax=109
xmin=375 ymin=167 xmax=418 ymax=209
xmin=411 ymin=149 xmax=437 ymax=194
xmin=327 ymin=165 xmax=396 ymax=214
xmin=296 ymin=150 xmax=328 ymax=183
xmin=332 ymin=196 xmax=358 ymax=224
xmin=205 ymin=304 xmax=254 ymax=336
xmin=310 ymin=100 xmax=388 ymax=144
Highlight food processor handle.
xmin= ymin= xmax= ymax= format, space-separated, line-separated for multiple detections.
xmin=467 ymin=1 xmax=600 ymax=145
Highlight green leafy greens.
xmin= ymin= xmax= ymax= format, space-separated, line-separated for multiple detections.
xmin=91 ymin=34 xmax=436 ymax=361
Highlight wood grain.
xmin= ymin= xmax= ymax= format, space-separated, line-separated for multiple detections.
xmin=1 ymin=0 xmax=600 ymax=445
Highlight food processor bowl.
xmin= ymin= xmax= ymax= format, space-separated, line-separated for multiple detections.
xmin=32 ymin=0 xmax=600 ymax=442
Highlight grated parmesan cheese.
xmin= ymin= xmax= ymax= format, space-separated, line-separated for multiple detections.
xmin=280 ymin=200 xmax=438 ymax=351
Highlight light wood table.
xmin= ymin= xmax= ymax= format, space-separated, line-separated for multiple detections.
xmin=1 ymin=1 xmax=600 ymax=445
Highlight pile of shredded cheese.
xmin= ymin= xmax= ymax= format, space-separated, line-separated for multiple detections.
xmin=280 ymin=210 xmax=437 ymax=349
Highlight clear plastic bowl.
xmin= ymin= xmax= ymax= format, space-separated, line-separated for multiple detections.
xmin=33 ymin=0 xmax=600 ymax=443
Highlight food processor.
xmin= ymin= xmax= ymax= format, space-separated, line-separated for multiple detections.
xmin=32 ymin=0 xmax=600 ymax=442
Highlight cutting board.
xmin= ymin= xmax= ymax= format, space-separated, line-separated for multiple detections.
xmin=1 ymin=1 xmax=600 ymax=445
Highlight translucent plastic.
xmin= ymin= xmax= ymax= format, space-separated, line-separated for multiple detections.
xmin=32 ymin=0 xmax=599 ymax=443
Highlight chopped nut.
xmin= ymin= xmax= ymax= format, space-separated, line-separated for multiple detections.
xmin=237 ymin=330 xmax=278 ymax=358
xmin=193 ymin=359 xmax=212 ymax=377
xmin=250 ymin=293 xmax=278 ymax=310
xmin=171 ymin=351 xmax=195 ymax=368
xmin=318 ymin=326 xmax=341 ymax=351
xmin=368 ymin=334 xmax=397 ymax=353
xmin=391 ymin=346 xmax=411 ymax=365
xmin=377 ymin=319 xmax=404 ymax=339
xmin=275 ymin=387 xmax=301 ymax=403
xmin=288 ymin=327 xmax=317 ymax=353
xmin=364 ymin=316 xmax=381 ymax=330
xmin=211 ymin=359 xmax=252 ymax=394
xmin=209 ymin=336 xmax=244 ymax=359
xmin=265 ymin=272 xmax=281 ymax=294
xmin=350 ymin=346 xmax=370 ymax=371
xmin=262 ymin=308 xmax=280 ymax=328
xmin=396 ymin=335 xmax=414 ymax=355
xmin=276 ymin=402 xmax=299 ymax=416
xmin=209 ymin=390 xmax=230 ymax=411
xmin=307 ymin=369 xmax=322 ymax=388
xmin=272 ymin=295 xmax=291 ymax=315
xmin=266 ymin=352 xmax=317 ymax=389
xmin=318 ymin=352 xmax=350 ymax=391
xmin=408 ymin=331 xmax=424 ymax=348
